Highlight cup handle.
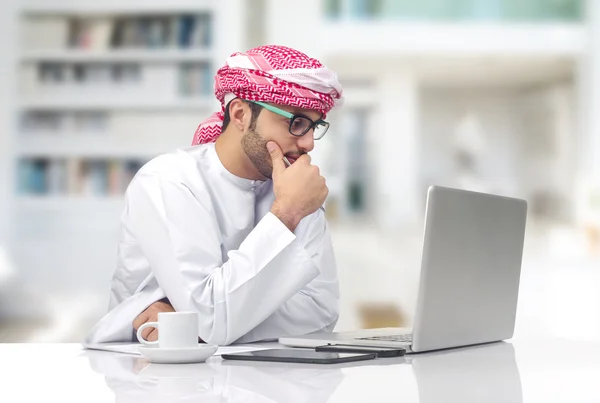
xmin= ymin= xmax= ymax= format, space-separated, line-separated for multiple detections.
xmin=136 ymin=322 xmax=159 ymax=345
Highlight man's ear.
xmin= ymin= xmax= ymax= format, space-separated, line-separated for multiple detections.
xmin=228 ymin=99 xmax=250 ymax=132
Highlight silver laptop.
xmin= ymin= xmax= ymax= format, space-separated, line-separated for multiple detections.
xmin=279 ymin=185 xmax=528 ymax=354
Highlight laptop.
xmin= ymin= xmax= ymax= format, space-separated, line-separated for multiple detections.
xmin=279 ymin=185 xmax=528 ymax=354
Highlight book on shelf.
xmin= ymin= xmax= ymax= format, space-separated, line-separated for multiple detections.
xmin=26 ymin=64 xmax=212 ymax=100
xmin=21 ymin=111 xmax=109 ymax=133
xmin=48 ymin=159 xmax=68 ymax=195
xmin=18 ymin=159 xmax=49 ymax=195
xmin=19 ymin=110 xmax=202 ymax=144
xmin=36 ymin=62 xmax=141 ymax=87
xmin=23 ymin=13 xmax=212 ymax=51
xmin=179 ymin=63 xmax=213 ymax=96
xmin=62 ymin=14 xmax=212 ymax=51
xmin=68 ymin=17 xmax=113 ymax=50
xmin=17 ymin=158 xmax=147 ymax=197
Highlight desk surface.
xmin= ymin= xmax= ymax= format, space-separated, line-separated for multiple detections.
xmin=1 ymin=339 xmax=600 ymax=402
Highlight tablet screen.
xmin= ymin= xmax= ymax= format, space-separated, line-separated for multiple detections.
xmin=239 ymin=349 xmax=365 ymax=360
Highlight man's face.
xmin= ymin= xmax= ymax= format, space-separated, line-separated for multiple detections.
xmin=241 ymin=103 xmax=322 ymax=179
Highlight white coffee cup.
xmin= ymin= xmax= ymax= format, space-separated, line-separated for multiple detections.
xmin=136 ymin=312 xmax=199 ymax=349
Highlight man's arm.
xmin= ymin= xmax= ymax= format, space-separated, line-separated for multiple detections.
xmin=236 ymin=212 xmax=340 ymax=343
xmin=134 ymin=212 xmax=340 ymax=344
xmin=126 ymin=173 xmax=321 ymax=346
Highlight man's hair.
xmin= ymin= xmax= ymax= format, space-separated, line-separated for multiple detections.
xmin=222 ymin=99 xmax=263 ymax=132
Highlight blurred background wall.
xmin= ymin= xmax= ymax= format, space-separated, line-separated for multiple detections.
xmin=1 ymin=0 xmax=599 ymax=342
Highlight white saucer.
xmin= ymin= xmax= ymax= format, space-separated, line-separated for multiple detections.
xmin=138 ymin=344 xmax=218 ymax=364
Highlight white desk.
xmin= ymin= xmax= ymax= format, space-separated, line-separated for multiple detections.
xmin=1 ymin=339 xmax=600 ymax=402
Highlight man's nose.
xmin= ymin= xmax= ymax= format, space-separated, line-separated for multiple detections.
xmin=297 ymin=132 xmax=315 ymax=153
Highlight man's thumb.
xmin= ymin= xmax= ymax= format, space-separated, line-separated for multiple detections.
xmin=267 ymin=142 xmax=285 ymax=172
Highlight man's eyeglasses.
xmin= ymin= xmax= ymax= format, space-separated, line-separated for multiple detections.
xmin=247 ymin=100 xmax=330 ymax=140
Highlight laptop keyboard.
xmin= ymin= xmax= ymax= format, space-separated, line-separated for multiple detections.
xmin=356 ymin=334 xmax=413 ymax=343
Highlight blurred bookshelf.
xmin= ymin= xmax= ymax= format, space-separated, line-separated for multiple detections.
xmin=2 ymin=0 xmax=243 ymax=324
xmin=15 ymin=4 xmax=218 ymax=206
xmin=5 ymin=1 xmax=230 ymax=320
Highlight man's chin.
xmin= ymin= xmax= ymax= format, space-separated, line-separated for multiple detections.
xmin=253 ymin=163 xmax=272 ymax=181
xmin=260 ymin=169 xmax=273 ymax=180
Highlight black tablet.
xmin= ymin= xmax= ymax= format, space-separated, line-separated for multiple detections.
xmin=221 ymin=348 xmax=376 ymax=364
xmin=315 ymin=344 xmax=406 ymax=357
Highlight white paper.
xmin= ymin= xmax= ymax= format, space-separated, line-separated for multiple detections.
xmin=82 ymin=341 xmax=277 ymax=356
xmin=83 ymin=342 xmax=142 ymax=355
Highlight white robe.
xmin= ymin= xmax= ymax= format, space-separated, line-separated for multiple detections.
xmin=84 ymin=143 xmax=339 ymax=346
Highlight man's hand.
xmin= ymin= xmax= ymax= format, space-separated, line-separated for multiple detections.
xmin=132 ymin=299 xmax=175 ymax=342
xmin=267 ymin=141 xmax=328 ymax=232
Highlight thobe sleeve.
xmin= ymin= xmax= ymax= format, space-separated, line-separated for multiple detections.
xmin=125 ymin=173 xmax=338 ymax=346
xmin=235 ymin=210 xmax=340 ymax=343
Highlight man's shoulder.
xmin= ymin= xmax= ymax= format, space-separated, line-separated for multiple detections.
xmin=135 ymin=144 xmax=213 ymax=183
xmin=123 ymin=144 xmax=219 ymax=212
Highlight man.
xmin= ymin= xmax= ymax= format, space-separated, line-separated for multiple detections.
xmin=84 ymin=45 xmax=344 ymax=346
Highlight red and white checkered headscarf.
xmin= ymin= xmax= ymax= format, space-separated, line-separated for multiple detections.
xmin=192 ymin=45 xmax=344 ymax=145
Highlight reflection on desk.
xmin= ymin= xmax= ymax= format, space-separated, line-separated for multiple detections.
xmin=411 ymin=342 xmax=522 ymax=403
xmin=83 ymin=342 xmax=521 ymax=403
xmin=4 ymin=340 xmax=600 ymax=402
xmin=85 ymin=349 xmax=345 ymax=403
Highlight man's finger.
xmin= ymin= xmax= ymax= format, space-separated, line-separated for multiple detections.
xmin=147 ymin=329 xmax=158 ymax=342
xmin=297 ymin=154 xmax=311 ymax=165
xmin=141 ymin=326 xmax=155 ymax=340
xmin=266 ymin=141 xmax=286 ymax=175
xmin=132 ymin=311 xmax=149 ymax=330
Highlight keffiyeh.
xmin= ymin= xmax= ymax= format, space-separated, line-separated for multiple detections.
xmin=192 ymin=45 xmax=343 ymax=145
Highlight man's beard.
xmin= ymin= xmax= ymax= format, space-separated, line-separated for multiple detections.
xmin=241 ymin=127 xmax=273 ymax=179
